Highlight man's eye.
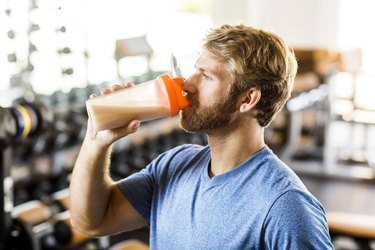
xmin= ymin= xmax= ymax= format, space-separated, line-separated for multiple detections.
xmin=202 ymin=74 xmax=212 ymax=80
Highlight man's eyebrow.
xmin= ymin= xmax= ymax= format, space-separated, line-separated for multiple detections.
xmin=194 ymin=64 xmax=215 ymax=74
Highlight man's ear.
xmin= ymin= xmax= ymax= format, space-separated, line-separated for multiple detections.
xmin=239 ymin=88 xmax=261 ymax=113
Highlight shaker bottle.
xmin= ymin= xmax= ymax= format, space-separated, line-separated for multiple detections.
xmin=86 ymin=72 xmax=189 ymax=132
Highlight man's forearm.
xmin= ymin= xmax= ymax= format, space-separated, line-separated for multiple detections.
xmin=69 ymin=138 xmax=115 ymax=233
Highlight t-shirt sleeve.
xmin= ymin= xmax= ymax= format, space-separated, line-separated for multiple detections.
xmin=262 ymin=189 xmax=334 ymax=250
xmin=115 ymin=144 xmax=197 ymax=223
xmin=116 ymin=158 xmax=159 ymax=222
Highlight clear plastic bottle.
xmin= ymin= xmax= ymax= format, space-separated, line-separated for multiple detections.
xmin=85 ymin=74 xmax=189 ymax=132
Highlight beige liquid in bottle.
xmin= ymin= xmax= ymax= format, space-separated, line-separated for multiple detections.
xmin=88 ymin=102 xmax=169 ymax=131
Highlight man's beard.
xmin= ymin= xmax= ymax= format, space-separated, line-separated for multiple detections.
xmin=179 ymin=88 xmax=238 ymax=133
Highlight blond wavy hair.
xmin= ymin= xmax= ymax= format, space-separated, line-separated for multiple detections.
xmin=203 ymin=24 xmax=298 ymax=127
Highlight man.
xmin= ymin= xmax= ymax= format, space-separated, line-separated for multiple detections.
xmin=70 ymin=24 xmax=334 ymax=249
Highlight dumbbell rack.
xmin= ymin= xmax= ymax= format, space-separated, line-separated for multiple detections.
xmin=1 ymin=145 xmax=36 ymax=249
xmin=1 ymin=145 xmax=107 ymax=250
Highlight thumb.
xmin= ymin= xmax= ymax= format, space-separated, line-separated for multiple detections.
xmin=92 ymin=119 xmax=141 ymax=146
xmin=128 ymin=120 xmax=141 ymax=132
xmin=114 ymin=120 xmax=140 ymax=137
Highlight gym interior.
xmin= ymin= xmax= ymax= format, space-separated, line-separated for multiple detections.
xmin=1 ymin=0 xmax=375 ymax=249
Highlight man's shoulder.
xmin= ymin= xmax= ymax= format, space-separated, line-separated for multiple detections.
xmin=244 ymin=147 xmax=314 ymax=208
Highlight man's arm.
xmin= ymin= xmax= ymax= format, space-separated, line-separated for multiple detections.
xmin=69 ymin=84 xmax=148 ymax=237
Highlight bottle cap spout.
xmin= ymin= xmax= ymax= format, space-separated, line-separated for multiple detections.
xmin=159 ymin=74 xmax=190 ymax=116
xmin=170 ymin=54 xmax=181 ymax=78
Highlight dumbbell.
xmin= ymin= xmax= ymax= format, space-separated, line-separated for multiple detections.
xmin=50 ymin=188 xmax=70 ymax=212
xmin=52 ymin=210 xmax=92 ymax=247
xmin=110 ymin=239 xmax=149 ymax=250
xmin=12 ymin=200 xmax=52 ymax=227
xmin=10 ymin=200 xmax=54 ymax=250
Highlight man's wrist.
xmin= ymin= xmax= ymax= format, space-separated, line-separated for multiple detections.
xmin=82 ymin=135 xmax=113 ymax=156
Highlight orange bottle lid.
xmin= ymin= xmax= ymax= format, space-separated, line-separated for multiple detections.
xmin=159 ymin=74 xmax=189 ymax=116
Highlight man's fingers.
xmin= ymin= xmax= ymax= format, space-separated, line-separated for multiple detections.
xmin=100 ymin=88 xmax=111 ymax=95
xmin=112 ymin=84 xmax=123 ymax=91
xmin=96 ymin=82 xmax=134 ymax=97
xmin=124 ymin=82 xmax=135 ymax=88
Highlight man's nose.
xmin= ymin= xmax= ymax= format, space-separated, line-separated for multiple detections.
xmin=183 ymin=75 xmax=197 ymax=93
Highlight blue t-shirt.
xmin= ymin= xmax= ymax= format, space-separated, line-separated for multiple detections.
xmin=117 ymin=144 xmax=334 ymax=249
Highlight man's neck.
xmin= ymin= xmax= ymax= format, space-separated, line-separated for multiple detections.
xmin=206 ymin=121 xmax=265 ymax=178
